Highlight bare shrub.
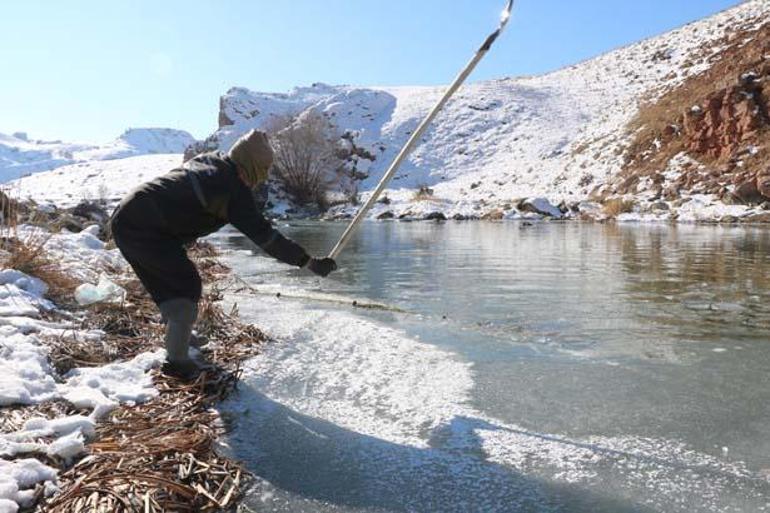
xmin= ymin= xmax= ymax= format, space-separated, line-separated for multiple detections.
xmin=96 ymin=183 xmax=110 ymax=206
xmin=269 ymin=111 xmax=347 ymax=209
xmin=412 ymin=185 xmax=435 ymax=202
xmin=0 ymin=188 xmax=23 ymax=238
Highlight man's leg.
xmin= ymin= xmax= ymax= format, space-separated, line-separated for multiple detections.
xmin=111 ymin=199 xmax=204 ymax=379
xmin=121 ymin=245 xmax=204 ymax=379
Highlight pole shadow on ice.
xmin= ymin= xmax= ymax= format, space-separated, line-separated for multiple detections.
xmin=222 ymin=387 xmax=655 ymax=513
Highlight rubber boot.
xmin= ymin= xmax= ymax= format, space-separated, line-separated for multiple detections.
xmin=159 ymin=298 xmax=199 ymax=380
xmin=160 ymin=307 xmax=207 ymax=348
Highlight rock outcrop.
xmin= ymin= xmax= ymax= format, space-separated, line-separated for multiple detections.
xmin=617 ymin=21 xmax=770 ymax=205
xmin=683 ymin=73 xmax=768 ymax=161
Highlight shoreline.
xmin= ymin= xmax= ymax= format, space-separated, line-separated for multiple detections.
xmin=286 ymin=212 xmax=770 ymax=226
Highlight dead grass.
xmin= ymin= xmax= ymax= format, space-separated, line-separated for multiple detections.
xmin=0 ymin=231 xmax=79 ymax=304
xmin=603 ymin=198 xmax=636 ymax=218
xmin=45 ymin=370 xmax=249 ymax=512
xmin=42 ymin=298 xmax=266 ymax=512
xmin=0 ymin=187 xmax=80 ymax=303
xmin=34 ymin=241 xmax=265 ymax=512
xmin=0 ymin=400 xmax=86 ymax=436
xmin=189 ymin=241 xmax=232 ymax=282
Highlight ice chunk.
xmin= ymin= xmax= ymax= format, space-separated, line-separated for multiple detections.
xmin=62 ymin=386 xmax=118 ymax=418
xmin=0 ymin=333 xmax=58 ymax=406
xmin=61 ymin=350 xmax=164 ymax=419
xmin=0 ymin=498 xmax=19 ymax=513
xmin=82 ymin=225 xmax=100 ymax=237
xmin=74 ymin=275 xmax=125 ymax=305
xmin=21 ymin=414 xmax=95 ymax=439
xmin=75 ymin=231 xmax=104 ymax=251
xmin=0 ymin=270 xmax=47 ymax=298
xmin=0 ymin=458 xmax=57 ymax=489
xmin=0 ymin=459 xmax=57 ymax=511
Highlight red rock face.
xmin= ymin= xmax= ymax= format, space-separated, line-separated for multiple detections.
xmin=682 ymin=76 xmax=769 ymax=162
xmin=619 ymin=21 xmax=770 ymax=205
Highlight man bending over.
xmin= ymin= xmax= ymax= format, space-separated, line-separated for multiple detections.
xmin=111 ymin=130 xmax=337 ymax=379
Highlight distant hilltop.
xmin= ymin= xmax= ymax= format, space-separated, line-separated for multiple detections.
xmin=0 ymin=128 xmax=197 ymax=183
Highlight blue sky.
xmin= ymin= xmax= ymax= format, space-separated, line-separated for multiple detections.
xmin=1 ymin=0 xmax=741 ymax=143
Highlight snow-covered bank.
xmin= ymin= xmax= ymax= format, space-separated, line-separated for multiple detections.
xmin=0 ymin=226 xmax=165 ymax=512
xmin=8 ymin=154 xmax=181 ymax=209
xmin=0 ymin=213 xmax=267 ymax=511
xmin=10 ymin=150 xmax=770 ymax=226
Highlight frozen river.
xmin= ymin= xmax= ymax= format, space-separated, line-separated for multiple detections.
xmin=213 ymin=221 xmax=770 ymax=513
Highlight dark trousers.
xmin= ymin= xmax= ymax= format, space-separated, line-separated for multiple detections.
xmin=110 ymin=193 xmax=202 ymax=306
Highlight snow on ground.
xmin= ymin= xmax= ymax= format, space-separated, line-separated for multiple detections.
xmin=0 ymin=225 xmax=165 ymax=512
xmin=7 ymin=154 xmax=181 ymax=209
xmin=0 ymin=129 xmax=194 ymax=184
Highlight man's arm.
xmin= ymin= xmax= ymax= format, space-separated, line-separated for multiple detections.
xmin=228 ymin=188 xmax=311 ymax=267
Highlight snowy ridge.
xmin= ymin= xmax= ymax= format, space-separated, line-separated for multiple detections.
xmin=8 ymin=2 xmax=769 ymax=222
xmin=9 ymin=154 xmax=182 ymax=209
xmin=0 ymin=128 xmax=195 ymax=184
xmin=200 ymin=0 xmax=769 ymax=219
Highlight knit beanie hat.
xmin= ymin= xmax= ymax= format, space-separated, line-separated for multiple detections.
xmin=228 ymin=129 xmax=274 ymax=187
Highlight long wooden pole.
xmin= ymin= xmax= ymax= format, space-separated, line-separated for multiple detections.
xmin=328 ymin=0 xmax=515 ymax=260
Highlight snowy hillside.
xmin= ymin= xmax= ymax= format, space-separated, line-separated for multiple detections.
xmin=8 ymin=154 xmax=181 ymax=209
xmin=0 ymin=129 xmax=195 ymax=183
xmin=191 ymin=0 xmax=770 ymax=221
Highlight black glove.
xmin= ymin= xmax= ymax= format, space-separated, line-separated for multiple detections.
xmin=307 ymin=257 xmax=337 ymax=277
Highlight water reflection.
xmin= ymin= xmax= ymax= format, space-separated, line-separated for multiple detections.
xmin=225 ymin=221 xmax=770 ymax=350
xmin=217 ymin=221 xmax=770 ymax=468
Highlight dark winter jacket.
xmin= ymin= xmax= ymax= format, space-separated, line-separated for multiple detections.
xmin=118 ymin=152 xmax=310 ymax=267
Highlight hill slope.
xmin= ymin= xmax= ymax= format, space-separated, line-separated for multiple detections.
xmin=8 ymin=154 xmax=181 ymax=209
xmin=0 ymin=129 xmax=195 ymax=183
xmin=191 ymin=0 xmax=770 ymax=221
